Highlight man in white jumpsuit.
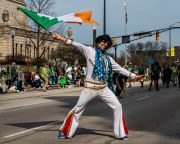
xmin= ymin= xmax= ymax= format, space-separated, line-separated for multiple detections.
xmin=52 ymin=33 xmax=137 ymax=140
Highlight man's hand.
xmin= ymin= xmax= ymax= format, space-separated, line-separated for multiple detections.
xmin=51 ymin=33 xmax=59 ymax=39
xmin=51 ymin=33 xmax=66 ymax=42
xmin=135 ymin=75 xmax=145 ymax=82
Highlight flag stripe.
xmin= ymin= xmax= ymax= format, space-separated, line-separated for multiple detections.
xmin=75 ymin=11 xmax=97 ymax=24
xmin=57 ymin=13 xmax=83 ymax=24
xmin=17 ymin=7 xmax=97 ymax=29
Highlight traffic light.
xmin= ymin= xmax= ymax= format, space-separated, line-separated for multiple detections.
xmin=156 ymin=30 xmax=160 ymax=41
xmin=170 ymin=46 xmax=175 ymax=56
xmin=112 ymin=37 xmax=117 ymax=46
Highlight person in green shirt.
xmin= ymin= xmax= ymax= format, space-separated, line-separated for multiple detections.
xmin=127 ymin=62 xmax=135 ymax=88
xmin=10 ymin=62 xmax=17 ymax=82
xmin=171 ymin=65 xmax=178 ymax=86
xmin=59 ymin=73 xmax=68 ymax=88
xmin=49 ymin=63 xmax=56 ymax=86
xmin=41 ymin=64 xmax=49 ymax=92
xmin=149 ymin=60 xmax=161 ymax=91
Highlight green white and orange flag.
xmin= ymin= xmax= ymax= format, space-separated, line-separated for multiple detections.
xmin=17 ymin=7 xmax=98 ymax=29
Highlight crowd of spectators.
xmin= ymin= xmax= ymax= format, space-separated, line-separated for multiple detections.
xmin=0 ymin=61 xmax=179 ymax=95
xmin=113 ymin=62 xmax=180 ymax=98
xmin=0 ymin=62 xmax=86 ymax=94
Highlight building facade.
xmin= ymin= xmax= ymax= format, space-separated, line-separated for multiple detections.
xmin=0 ymin=0 xmax=59 ymax=63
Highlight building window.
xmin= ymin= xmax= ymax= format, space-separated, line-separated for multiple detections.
xmin=20 ymin=44 xmax=23 ymax=56
xmin=34 ymin=46 xmax=36 ymax=58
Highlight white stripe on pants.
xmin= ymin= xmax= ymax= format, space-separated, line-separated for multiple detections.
xmin=60 ymin=87 xmax=128 ymax=138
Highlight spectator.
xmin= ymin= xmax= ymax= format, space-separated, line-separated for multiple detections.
xmin=66 ymin=65 xmax=73 ymax=80
xmin=113 ymin=72 xmax=127 ymax=98
xmin=34 ymin=72 xmax=42 ymax=88
xmin=138 ymin=64 xmax=145 ymax=88
xmin=9 ymin=76 xmax=19 ymax=92
xmin=18 ymin=67 xmax=24 ymax=92
xmin=171 ymin=65 xmax=178 ymax=86
xmin=149 ymin=59 xmax=161 ymax=91
xmin=49 ymin=63 xmax=56 ymax=86
xmin=76 ymin=66 xmax=82 ymax=87
xmin=41 ymin=64 xmax=49 ymax=92
xmin=71 ymin=66 xmax=76 ymax=84
xmin=26 ymin=72 xmax=33 ymax=88
xmin=146 ymin=64 xmax=151 ymax=80
xmin=10 ymin=62 xmax=17 ymax=82
xmin=0 ymin=71 xmax=7 ymax=94
xmin=59 ymin=73 xmax=68 ymax=88
xmin=54 ymin=65 xmax=60 ymax=86
xmin=127 ymin=62 xmax=135 ymax=88
xmin=161 ymin=65 xmax=166 ymax=85
xmin=163 ymin=64 xmax=172 ymax=88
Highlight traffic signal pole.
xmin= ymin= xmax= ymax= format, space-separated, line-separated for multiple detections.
xmin=112 ymin=38 xmax=118 ymax=61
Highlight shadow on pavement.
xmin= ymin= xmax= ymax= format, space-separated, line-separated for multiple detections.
xmin=6 ymin=121 xmax=62 ymax=129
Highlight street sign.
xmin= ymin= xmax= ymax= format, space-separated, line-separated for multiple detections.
xmin=133 ymin=31 xmax=152 ymax=37
xmin=122 ymin=35 xmax=130 ymax=43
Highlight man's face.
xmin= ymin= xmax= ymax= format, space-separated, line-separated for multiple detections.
xmin=98 ymin=41 xmax=108 ymax=51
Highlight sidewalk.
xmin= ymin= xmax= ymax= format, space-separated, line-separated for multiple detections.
xmin=0 ymin=81 xmax=149 ymax=101
xmin=0 ymin=86 xmax=83 ymax=101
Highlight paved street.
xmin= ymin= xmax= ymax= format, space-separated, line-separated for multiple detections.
xmin=0 ymin=82 xmax=180 ymax=144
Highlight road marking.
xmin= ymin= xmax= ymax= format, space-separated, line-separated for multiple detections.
xmin=3 ymin=121 xmax=59 ymax=139
xmin=137 ymin=96 xmax=150 ymax=101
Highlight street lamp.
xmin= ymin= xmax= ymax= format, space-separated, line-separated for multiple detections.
xmin=11 ymin=29 xmax=15 ymax=61
xmin=169 ymin=22 xmax=180 ymax=66
xmin=123 ymin=2 xmax=128 ymax=65
xmin=26 ymin=38 xmax=31 ymax=72
xmin=67 ymin=27 xmax=73 ymax=64
xmin=67 ymin=27 xmax=73 ymax=40
xmin=93 ymin=26 xmax=96 ymax=47
xmin=2 ymin=7 xmax=9 ymax=23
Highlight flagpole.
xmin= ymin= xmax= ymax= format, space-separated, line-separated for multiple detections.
xmin=103 ymin=0 xmax=106 ymax=35
xmin=123 ymin=2 xmax=128 ymax=65
xmin=44 ymin=28 xmax=52 ymax=35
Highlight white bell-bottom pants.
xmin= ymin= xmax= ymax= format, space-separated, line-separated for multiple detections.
xmin=60 ymin=87 xmax=128 ymax=138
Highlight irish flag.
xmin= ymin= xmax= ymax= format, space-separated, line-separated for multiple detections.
xmin=17 ymin=7 xmax=98 ymax=29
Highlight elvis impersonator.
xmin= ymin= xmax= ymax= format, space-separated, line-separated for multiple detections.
xmin=52 ymin=33 xmax=138 ymax=140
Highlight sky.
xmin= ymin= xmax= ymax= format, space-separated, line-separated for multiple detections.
xmin=54 ymin=0 xmax=180 ymax=54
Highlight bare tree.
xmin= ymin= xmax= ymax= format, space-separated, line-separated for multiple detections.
xmin=126 ymin=41 xmax=168 ymax=66
xmin=12 ymin=0 xmax=66 ymax=71
xmin=52 ymin=44 xmax=86 ymax=66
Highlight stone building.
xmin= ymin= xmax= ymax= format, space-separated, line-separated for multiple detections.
xmin=0 ymin=0 xmax=60 ymax=63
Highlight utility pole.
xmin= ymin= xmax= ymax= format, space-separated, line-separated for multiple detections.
xmin=103 ymin=0 xmax=106 ymax=35
xmin=124 ymin=2 xmax=128 ymax=65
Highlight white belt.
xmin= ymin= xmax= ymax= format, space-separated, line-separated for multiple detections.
xmin=84 ymin=81 xmax=107 ymax=90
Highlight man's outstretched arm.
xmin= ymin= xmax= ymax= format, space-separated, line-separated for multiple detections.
xmin=51 ymin=33 xmax=91 ymax=58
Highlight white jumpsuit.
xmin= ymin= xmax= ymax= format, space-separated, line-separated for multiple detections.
xmin=60 ymin=39 xmax=136 ymax=138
